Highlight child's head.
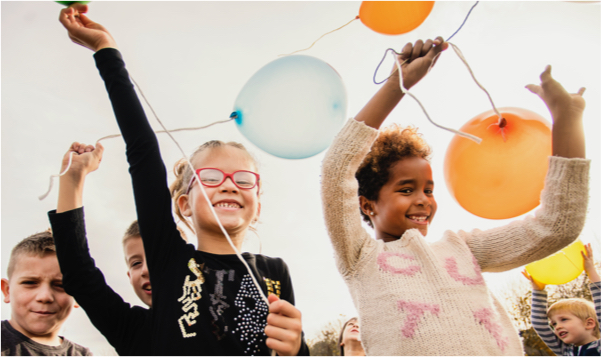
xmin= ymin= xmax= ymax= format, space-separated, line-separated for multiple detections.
xmin=1 ymin=229 xmax=77 ymax=343
xmin=547 ymin=298 xmax=599 ymax=345
xmin=171 ymin=140 xmax=261 ymax=239
xmin=122 ymin=221 xmax=152 ymax=308
xmin=122 ymin=220 xmax=188 ymax=308
xmin=356 ymin=124 xmax=436 ymax=239
xmin=338 ymin=317 xmax=361 ymax=356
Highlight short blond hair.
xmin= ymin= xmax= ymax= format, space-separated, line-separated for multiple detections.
xmin=7 ymin=229 xmax=55 ymax=278
xmin=122 ymin=220 xmax=188 ymax=247
xmin=548 ymin=298 xmax=600 ymax=338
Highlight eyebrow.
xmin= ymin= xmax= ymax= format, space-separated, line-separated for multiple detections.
xmin=395 ymin=179 xmax=434 ymax=186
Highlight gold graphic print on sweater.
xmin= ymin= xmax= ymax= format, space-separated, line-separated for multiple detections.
xmin=177 ymin=258 xmax=205 ymax=338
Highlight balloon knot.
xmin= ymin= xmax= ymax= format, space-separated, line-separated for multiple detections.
xmin=229 ymin=112 xmax=239 ymax=119
xmin=498 ymin=117 xmax=507 ymax=129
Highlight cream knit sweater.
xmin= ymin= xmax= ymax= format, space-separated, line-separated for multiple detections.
xmin=321 ymin=118 xmax=590 ymax=356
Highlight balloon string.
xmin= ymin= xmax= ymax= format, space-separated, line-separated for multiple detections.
xmin=278 ymin=16 xmax=359 ymax=56
xmin=128 ymin=75 xmax=271 ymax=308
xmin=38 ymin=151 xmax=75 ymax=201
xmin=446 ymin=1 xmax=479 ymax=42
xmin=38 ymin=74 xmax=269 ymax=310
xmin=37 ymin=118 xmax=234 ymax=201
xmin=373 ymin=1 xmax=479 ymax=85
xmin=392 ymin=53 xmax=482 ymax=144
xmin=447 ymin=42 xmax=503 ymax=123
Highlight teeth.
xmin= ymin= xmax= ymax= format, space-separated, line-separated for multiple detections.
xmin=215 ymin=202 xmax=240 ymax=208
xmin=408 ymin=216 xmax=427 ymax=222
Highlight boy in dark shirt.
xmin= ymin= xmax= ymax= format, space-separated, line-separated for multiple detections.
xmin=1 ymin=230 xmax=92 ymax=356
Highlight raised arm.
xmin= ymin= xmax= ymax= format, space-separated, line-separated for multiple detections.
xmin=49 ymin=141 xmax=150 ymax=356
xmin=354 ymin=37 xmax=447 ymax=129
xmin=58 ymin=5 xmax=185 ymax=277
xmin=465 ymin=67 xmax=589 ymax=272
xmin=322 ymin=37 xmax=446 ymax=276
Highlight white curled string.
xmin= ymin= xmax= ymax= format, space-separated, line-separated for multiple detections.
xmin=392 ymin=51 xmax=482 ymax=144
xmin=391 ymin=40 xmax=509 ymax=145
xmin=37 ymin=117 xmax=235 ymax=201
xmin=447 ymin=42 xmax=503 ymax=123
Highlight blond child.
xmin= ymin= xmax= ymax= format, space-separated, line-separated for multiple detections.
xmin=58 ymin=4 xmax=308 ymax=355
xmin=1 ymin=231 xmax=91 ymax=356
xmin=321 ymin=36 xmax=589 ymax=355
xmin=524 ymin=243 xmax=600 ymax=355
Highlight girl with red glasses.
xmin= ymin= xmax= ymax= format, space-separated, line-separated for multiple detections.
xmin=59 ymin=4 xmax=308 ymax=356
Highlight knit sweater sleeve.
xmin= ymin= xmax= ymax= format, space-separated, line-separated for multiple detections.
xmin=531 ymin=289 xmax=564 ymax=355
xmin=461 ymin=157 xmax=590 ymax=272
xmin=321 ymin=118 xmax=379 ymax=277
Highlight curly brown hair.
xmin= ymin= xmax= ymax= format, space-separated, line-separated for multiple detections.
xmin=355 ymin=124 xmax=432 ymax=227
xmin=169 ymin=140 xmax=259 ymax=234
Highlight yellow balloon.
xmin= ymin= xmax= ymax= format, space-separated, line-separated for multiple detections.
xmin=526 ymin=240 xmax=585 ymax=285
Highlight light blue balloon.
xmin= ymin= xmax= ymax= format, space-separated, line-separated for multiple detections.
xmin=233 ymin=55 xmax=347 ymax=159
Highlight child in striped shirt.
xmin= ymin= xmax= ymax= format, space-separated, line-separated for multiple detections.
xmin=524 ymin=243 xmax=600 ymax=356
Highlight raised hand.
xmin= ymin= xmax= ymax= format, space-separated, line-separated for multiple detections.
xmin=526 ymin=65 xmax=586 ymax=123
xmin=61 ymin=141 xmax=104 ymax=180
xmin=396 ymin=36 xmax=448 ymax=90
xmin=264 ymin=294 xmax=303 ymax=356
xmin=59 ymin=4 xmax=117 ymax=51
xmin=57 ymin=141 xmax=104 ymax=213
xmin=582 ymin=243 xmax=600 ymax=283
xmin=526 ymin=66 xmax=586 ymax=159
xmin=522 ymin=269 xmax=546 ymax=291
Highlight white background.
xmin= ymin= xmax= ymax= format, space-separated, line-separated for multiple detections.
xmin=2 ymin=1 xmax=599 ymax=355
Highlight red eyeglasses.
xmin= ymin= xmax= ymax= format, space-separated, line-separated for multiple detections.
xmin=186 ymin=168 xmax=260 ymax=194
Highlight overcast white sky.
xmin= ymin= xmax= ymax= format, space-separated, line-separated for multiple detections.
xmin=2 ymin=1 xmax=600 ymax=355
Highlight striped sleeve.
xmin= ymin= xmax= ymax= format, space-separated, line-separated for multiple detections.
xmin=591 ymin=282 xmax=601 ymax=324
xmin=531 ymin=289 xmax=565 ymax=355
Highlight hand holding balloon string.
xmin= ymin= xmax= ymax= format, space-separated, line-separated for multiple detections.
xmin=54 ymin=4 xmax=272 ymax=312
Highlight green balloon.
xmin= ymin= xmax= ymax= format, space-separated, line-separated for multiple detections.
xmin=56 ymin=1 xmax=90 ymax=6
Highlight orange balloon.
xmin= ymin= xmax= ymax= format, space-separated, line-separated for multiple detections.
xmin=444 ymin=107 xmax=552 ymax=219
xmin=359 ymin=1 xmax=435 ymax=35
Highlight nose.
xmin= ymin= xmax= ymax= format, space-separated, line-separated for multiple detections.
xmin=415 ymin=191 xmax=430 ymax=207
xmin=219 ymin=176 xmax=239 ymax=192
xmin=36 ymin=284 xmax=55 ymax=304
xmin=141 ymin=262 xmax=149 ymax=278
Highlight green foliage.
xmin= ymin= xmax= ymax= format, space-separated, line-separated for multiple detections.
xmin=307 ymin=316 xmax=347 ymax=356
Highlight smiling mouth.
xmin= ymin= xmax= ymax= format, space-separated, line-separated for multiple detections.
xmin=558 ymin=331 xmax=568 ymax=338
xmin=33 ymin=311 xmax=55 ymax=315
xmin=142 ymin=282 xmax=152 ymax=294
xmin=214 ymin=202 xmax=242 ymax=209
xmin=407 ymin=215 xmax=429 ymax=224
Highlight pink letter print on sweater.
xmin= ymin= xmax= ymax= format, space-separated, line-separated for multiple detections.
xmin=444 ymin=255 xmax=485 ymax=286
xmin=377 ymin=252 xmax=421 ymax=276
xmin=473 ymin=308 xmax=509 ymax=351
xmin=397 ymin=300 xmax=441 ymax=338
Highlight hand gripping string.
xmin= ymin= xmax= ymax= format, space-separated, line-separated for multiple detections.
xmin=392 ymin=52 xmax=482 ymax=144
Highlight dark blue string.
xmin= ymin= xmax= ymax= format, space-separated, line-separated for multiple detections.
xmin=373 ymin=1 xmax=479 ymax=85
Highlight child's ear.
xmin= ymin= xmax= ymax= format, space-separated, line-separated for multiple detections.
xmin=177 ymin=194 xmax=192 ymax=217
xmin=255 ymin=202 xmax=261 ymax=222
xmin=359 ymin=196 xmax=376 ymax=217
xmin=584 ymin=317 xmax=596 ymax=330
xmin=1 ymin=278 xmax=10 ymax=303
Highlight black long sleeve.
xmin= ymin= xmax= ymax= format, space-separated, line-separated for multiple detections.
xmin=49 ymin=207 xmax=152 ymax=356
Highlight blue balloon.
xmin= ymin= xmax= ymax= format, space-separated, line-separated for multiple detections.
xmin=233 ymin=55 xmax=347 ymax=159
